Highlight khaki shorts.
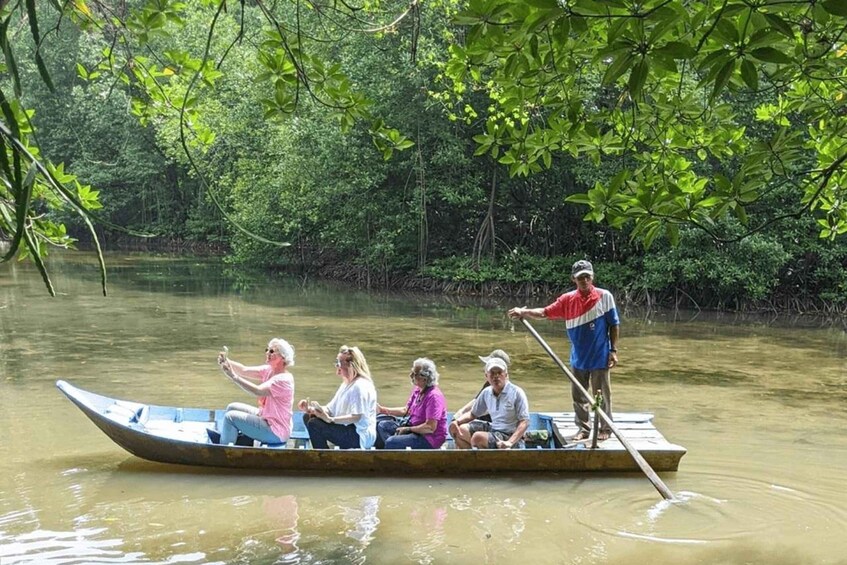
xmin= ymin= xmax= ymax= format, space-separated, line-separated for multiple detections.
xmin=467 ymin=420 xmax=525 ymax=449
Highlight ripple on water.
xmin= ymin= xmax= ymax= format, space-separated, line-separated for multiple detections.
xmin=0 ymin=509 xmax=39 ymax=530
xmin=0 ymin=527 xmax=134 ymax=564
xmin=567 ymin=471 xmax=847 ymax=548
xmin=0 ymin=524 xmax=215 ymax=565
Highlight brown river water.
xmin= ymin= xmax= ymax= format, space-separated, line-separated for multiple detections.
xmin=1 ymin=252 xmax=845 ymax=564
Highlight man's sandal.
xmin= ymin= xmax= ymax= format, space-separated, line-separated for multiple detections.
xmin=570 ymin=430 xmax=590 ymax=442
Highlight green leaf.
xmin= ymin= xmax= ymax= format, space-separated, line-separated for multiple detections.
xmin=651 ymin=53 xmax=678 ymax=73
xmin=35 ymin=51 xmax=55 ymax=92
xmin=5 ymin=163 xmax=37 ymax=263
xmin=642 ymin=220 xmax=662 ymax=248
xmin=697 ymin=196 xmax=722 ymax=208
xmin=565 ymin=194 xmax=591 ymax=205
xmin=523 ymin=7 xmax=564 ymax=34
xmin=0 ymin=85 xmax=21 ymax=185
xmin=665 ymin=223 xmax=679 ymax=246
xmin=24 ymin=0 xmax=40 ymax=42
xmin=0 ymin=21 xmax=22 ymax=97
xmin=733 ymin=203 xmax=748 ymax=224
xmin=740 ymin=59 xmax=759 ymax=90
xmin=763 ymin=13 xmax=794 ymax=38
xmin=711 ymin=59 xmax=736 ymax=101
xmin=602 ymin=53 xmax=634 ymax=86
xmin=628 ymin=58 xmax=649 ymax=99
xmin=698 ymin=48 xmax=732 ymax=71
xmin=654 ymin=41 xmax=697 ymax=59
xmin=452 ymin=10 xmax=484 ymax=25
xmin=499 ymin=152 xmax=517 ymax=165
xmin=715 ymin=17 xmax=739 ymax=44
xmin=523 ymin=0 xmax=558 ymax=8
xmin=647 ymin=9 xmax=681 ymax=44
xmin=746 ymin=29 xmax=782 ymax=50
xmin=21 ymin=221 xmax=55 ymax=296
xmin=749 ymin=47 xmax=793 ymax=64
xmin=821 ymin=0 xmax=847 ymax=17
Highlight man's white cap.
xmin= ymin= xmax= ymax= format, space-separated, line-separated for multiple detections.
xmin=484 ymin=358 xmax=508 ymax=373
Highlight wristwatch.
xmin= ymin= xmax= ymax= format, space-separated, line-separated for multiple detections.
xmin=610 ymin=348 xmax=618 ymax=352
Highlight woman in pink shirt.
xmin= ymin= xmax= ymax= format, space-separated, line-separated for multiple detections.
xmin=215 ymin=338 xmax=295 ymax=445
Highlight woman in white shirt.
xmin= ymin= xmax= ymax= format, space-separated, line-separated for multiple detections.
xmin=297 ymin=345 xmax=377 ymax=449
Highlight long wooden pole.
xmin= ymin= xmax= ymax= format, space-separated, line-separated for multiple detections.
xmin=519 ymin=318 xmax=677 ymax=501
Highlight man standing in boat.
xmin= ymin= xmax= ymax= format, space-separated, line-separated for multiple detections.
xmin=450 ymin=358 xmax=530 ymax=449
xmin=508 ymin=260 xmax=620 ymax=441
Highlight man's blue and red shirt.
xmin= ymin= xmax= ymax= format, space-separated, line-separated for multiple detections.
xmin=543 ymin=286 xmax=620 ymax=370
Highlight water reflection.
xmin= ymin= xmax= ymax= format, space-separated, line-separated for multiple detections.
xmin=262 ymin=495 xmax=299 ymax=558
xmin=403 ymin=504 xmax=447 ymax=565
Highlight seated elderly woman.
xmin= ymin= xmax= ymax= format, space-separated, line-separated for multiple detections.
xmin=214 ymin=338 xmax=295 ymax=446
xmin=375 ymin=358 xmax=448 ymax=450
xmin=297 ymin=345 xmax=377 ymax=449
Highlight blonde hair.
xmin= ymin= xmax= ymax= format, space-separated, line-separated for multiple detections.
xmin=339 ymin=345 xmax=372 ymax=381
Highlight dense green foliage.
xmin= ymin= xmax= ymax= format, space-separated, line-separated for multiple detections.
xmin=447 ymin=0 xmax=847 ymax=242
xmin=2 ymin=0 xmax=846 ymax=311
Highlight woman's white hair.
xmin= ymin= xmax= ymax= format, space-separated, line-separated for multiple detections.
xmin=268 ymin=338 xmax=295 ymax=367
xmin=413 ymin=357 xmax=439 ymax=387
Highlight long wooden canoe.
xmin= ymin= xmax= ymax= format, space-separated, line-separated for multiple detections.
xmin=56 ymin=380 xmax=686 ymax=474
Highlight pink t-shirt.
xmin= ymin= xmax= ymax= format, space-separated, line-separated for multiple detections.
xmin=258 ymin=366 xmax=294 ymax=441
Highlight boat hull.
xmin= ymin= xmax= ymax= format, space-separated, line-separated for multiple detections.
xmin=57 ymin=380 xmax=686 ymax=474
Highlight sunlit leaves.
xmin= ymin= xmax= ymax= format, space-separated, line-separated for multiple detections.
xmin=127 ymin=0 xmax=187 ymax=44
xmin=370 ymin=119 xmax=416 ymax=160
xmin=446 ymin=0 xmax=847 ymax=244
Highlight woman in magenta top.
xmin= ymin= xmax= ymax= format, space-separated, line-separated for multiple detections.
xmin=215 ymin=338 xmax=295 ymax=445
xmin=376 ymin=357 xmax=447 ymax=449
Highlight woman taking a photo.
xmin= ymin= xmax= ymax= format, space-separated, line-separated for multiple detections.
xmin=297 ymin=345 xmax=377 ymax=449
xmin=215 ymin=338 xmax=295 ymax=446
